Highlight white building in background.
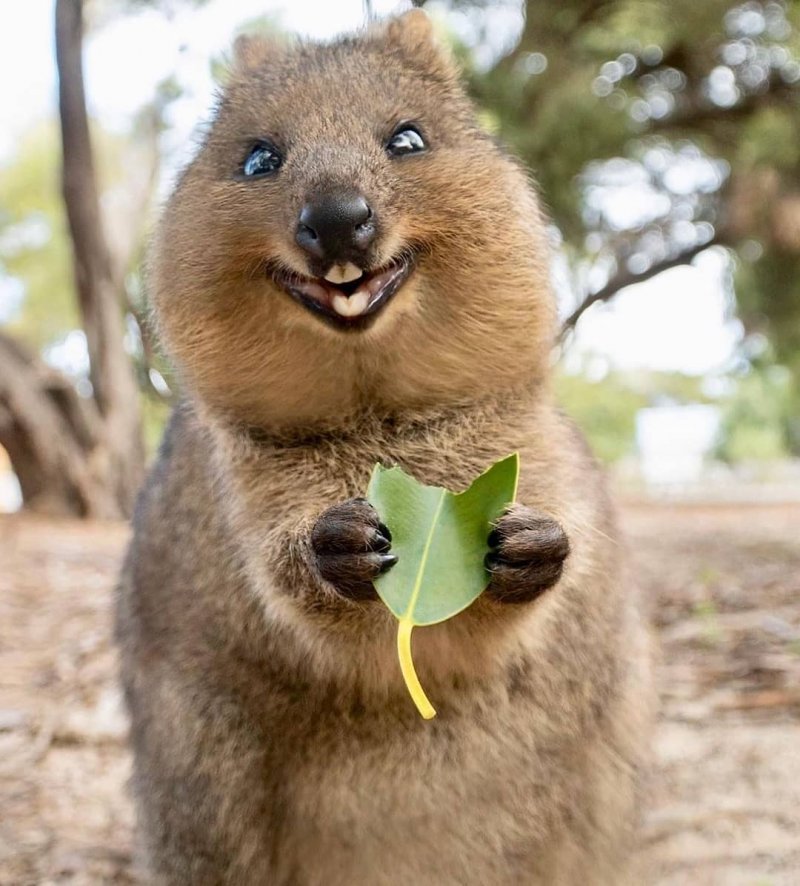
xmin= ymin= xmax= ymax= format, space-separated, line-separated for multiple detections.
xmin=636 ymin=404 xmax=721 ymax=488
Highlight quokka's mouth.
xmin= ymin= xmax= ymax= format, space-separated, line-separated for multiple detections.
xmin=271 ymin=254 xmax=415 ymax=329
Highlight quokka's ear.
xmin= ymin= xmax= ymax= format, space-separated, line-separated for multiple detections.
xmin=231 ymin=31 xmax=286 ymax=73
xmin=385 ymin=8 xmax=435 ymax=50
xmin=380 ymin=9 xmax=456 ymax=72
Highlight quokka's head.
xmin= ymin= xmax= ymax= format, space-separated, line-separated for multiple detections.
xmin=152 ymin=10 xmax=556 ymax=431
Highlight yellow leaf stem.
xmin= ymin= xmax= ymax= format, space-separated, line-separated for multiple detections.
xmin=397 ymin=618 xmax=436 ymax=720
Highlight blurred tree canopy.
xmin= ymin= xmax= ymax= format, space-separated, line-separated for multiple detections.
xmin=716 ymin=359 xmax=796 ymax=460
xmin=0 ymin=125 xmax=78 ymax=349
xmin=432 ymin=0 xmax=800 ymax=452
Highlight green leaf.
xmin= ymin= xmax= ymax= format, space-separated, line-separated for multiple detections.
xmin=367 ymin=453 xmax=519 ymax=719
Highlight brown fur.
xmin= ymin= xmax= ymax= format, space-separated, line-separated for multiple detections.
xmin=117 ymin=11 xmax=653 ymax=884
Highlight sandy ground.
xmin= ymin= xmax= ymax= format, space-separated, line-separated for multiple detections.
xmin=1 ymin=502 xmax=799 ymax=884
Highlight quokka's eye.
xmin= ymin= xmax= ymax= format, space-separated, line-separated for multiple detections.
xmin=386 ymin=126 xmax=426 ymax=157
xmin=242 ymin=141 xmax=283 ymax=177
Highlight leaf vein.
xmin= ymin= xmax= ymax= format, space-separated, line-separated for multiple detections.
xmin=403 ymin=488 xmax=447 ymax=621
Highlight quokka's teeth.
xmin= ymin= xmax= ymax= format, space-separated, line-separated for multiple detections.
xmin=332 ymin=291 xmax=369 ymax=318
xmin=324 ymin=262 xmax=363 ymax=285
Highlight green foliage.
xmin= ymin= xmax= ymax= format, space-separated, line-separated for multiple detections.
xmin=716 ymin=363 xmax=796 ymax=461
xmin=556 ymin=362 xmax=798 ymax=464
xmin=737 ymin=249 xmax=800 ymax=369
xmin=735 ymin=248 xmax=800 ymax=452
xmin=0 ymin=123 xmax=78 ymax=348
xmin=556 ymin=368 xmax=731 ymax=463
xmin=141 ymin=392 xmax=172 ymax=456
xmin=737 ymin=108 xmax=800 ymax=172
xmin=598 ymin=0 xmax=732 ymax=54
xmin=0 ymin=121 xmax=135 ymax=351
xmin=555 ymin=371 xmax=647 ymax=462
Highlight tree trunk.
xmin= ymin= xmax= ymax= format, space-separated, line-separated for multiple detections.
xmin=54 ymin=0 xmax=144 ymax=516
xmin=0 ymin=333 xmax=119 ymax=517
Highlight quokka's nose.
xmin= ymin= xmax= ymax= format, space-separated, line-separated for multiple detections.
xmin=295 ymin=192 xmax=376 ymax=264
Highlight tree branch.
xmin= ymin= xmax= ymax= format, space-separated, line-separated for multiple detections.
xmin=56 ymin=0 xmax=117 ymax=414
xmin=55 ymin=0 xmax=144 ymax=514
xmin=559 ymin=236 xmax=728 ymax=339
xmin=648 ymin=80 xmax=798 ymax=135
xmin=0 ymin=331 xmax=115 ymax=517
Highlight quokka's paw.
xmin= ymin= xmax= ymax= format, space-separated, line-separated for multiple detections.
xmin=484 ymin=506 xmax=570 ymax=605
xmin=310 ymin=498 xmax=397 ymax=601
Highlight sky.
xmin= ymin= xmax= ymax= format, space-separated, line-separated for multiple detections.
xmin=0 ymin=0 xmax=741 ymax=378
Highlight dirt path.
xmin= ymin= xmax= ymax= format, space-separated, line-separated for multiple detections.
xmin=625 ymin=503 xmax=800 ymax=884
xmin=1 ymin=503 xmax=798 ymax=884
